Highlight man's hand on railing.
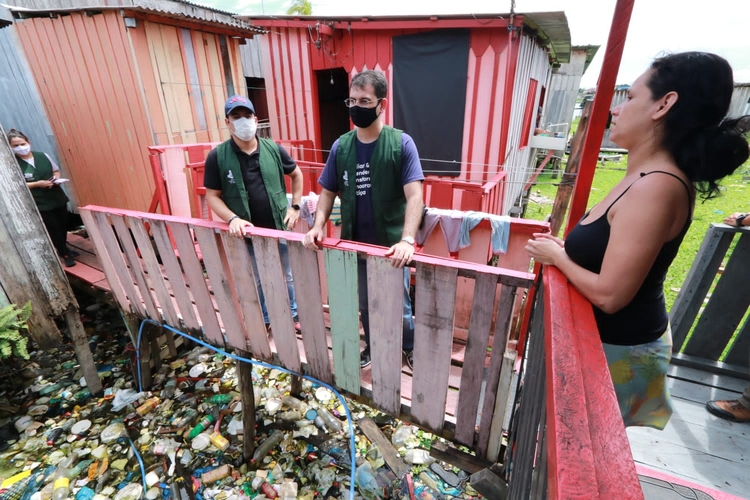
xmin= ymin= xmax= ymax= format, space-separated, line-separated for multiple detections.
xmin=228 ymin=217 xmax=252 ymax=239
xmin=303 ymin=226 xmax=325 ymax=250
xmin=385 ymin=240 xmax=415 ymax=268
xmin=525 ymin=232 xmax=566 ymax=266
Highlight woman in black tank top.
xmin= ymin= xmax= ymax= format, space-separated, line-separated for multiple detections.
xmin=526 ymin=52 xmax=750 ymax=429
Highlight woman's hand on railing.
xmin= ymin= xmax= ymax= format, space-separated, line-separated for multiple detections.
xmin=228 ymin=217 xmax=252 ymax=238
xmin=525 ymin=233 xmax=566 ymax=266
xmin=303 ymin=226 xmax=325 ymax=250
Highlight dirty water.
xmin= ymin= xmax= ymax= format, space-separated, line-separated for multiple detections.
xmin=0 ymin=296 xmax=485 ymax=500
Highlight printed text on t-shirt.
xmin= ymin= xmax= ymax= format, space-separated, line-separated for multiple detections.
xmin=356 ymin=163 xmax=371 ymax=196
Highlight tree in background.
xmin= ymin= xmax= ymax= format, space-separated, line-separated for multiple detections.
xmin=287 ymin=0 xmax=312 ymax=15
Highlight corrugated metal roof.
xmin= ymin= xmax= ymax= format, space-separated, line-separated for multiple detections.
xmin=245 ymin=12 xmax=571 ymax=63
xmin=3 ymin=0 xmax=265 ymax=33
xmin=523 ymin=12 xmax=570 ymax=64
xmin=0 ymin=5 xmax=12 ymax=27
xmin=572 ymin=44 xmax=600 ymax=73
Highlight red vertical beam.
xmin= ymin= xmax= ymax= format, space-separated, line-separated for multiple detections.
xmin=565 ymin=0 xmax=635 ymax=236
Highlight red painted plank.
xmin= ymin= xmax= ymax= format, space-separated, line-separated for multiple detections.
xmin=543 ymin=268 xmax=602 ymax=500
xmin=567 ymin=280 xmax=643 ymax=499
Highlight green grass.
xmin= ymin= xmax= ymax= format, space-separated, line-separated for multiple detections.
xmin=524 ymin=157 xmax=750 ymax=311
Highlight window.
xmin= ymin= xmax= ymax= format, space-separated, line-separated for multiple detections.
xmin=519 ymin=79 xmax=539 ymax=148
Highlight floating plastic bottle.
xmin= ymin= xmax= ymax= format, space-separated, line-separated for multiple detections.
xmin=204 ymin=394 xmax=234 ymax=405
xmin=185 ymin=415 xmax=215 ymax=440
xmin=209 ymin=431 xmax=230 ymax=451
xmin=201 ymin=464 xmax=231 ymax=484
xmin=51 ymin=468 xmax=71 ymax=500
xmin=252 ymin=430 xmax=284 ymax=463
xmin=316 ymin=407 xmax=343 ymax=432
xmin=172 ymin=409 xmax=198 ymax=429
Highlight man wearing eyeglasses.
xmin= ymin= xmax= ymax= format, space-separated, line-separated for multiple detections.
xmin=303 ymin=70 xmax=424 ymax=370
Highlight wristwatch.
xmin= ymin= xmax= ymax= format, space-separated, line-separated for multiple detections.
xmin=401 ymin=236 xmax=415 ymax=246
xmin=291 ymin=204 xmax=301 ymax=211
xmin=737 ymin=213 xmax=749 ymax=227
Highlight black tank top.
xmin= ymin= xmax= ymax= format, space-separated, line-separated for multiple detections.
xmin=564 ymin=171 xmax=693 ymax=346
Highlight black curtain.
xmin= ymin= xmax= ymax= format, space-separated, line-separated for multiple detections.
xmin=393 ymin=29 xmax=470 ymax=177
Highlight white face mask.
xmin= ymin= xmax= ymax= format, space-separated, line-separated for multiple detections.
xmin=12 ymin=145 xmax=31 ymax=156
xmin=231 ymin=117 xmax=257 ymax=141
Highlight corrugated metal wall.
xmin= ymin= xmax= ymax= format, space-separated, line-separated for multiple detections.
xmin=729 ymin=84 xmax=750 ymax=118
xmin=261 ymin=27 xmax=318 ymax=150
xmin=544 ymin=49 xmax=587 ymax=132
xmin=502 ymin=34 xmax=552 ymax=215
xmin=13 ymin=11 xmax=247 ymax=211
xmin=14 ymin=11 xmax=156 ymax=211
xmin=460 ymin=28 xmax=513 ymax=184
xmin=0 ymin=25 xmax=78 ymax=209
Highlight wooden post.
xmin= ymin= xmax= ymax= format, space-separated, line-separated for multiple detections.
xmin=64 ymin=309 xmax=103 ymax=396
xmin=549 ymin=98 xmax=593 ymax=237
xmin=290 ymin=375 xmax=303 ymax=397
xmin=238 ymin=349 xmax=256 ymax=461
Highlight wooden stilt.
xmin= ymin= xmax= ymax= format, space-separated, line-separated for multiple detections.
xmin=164 ymin=326 xmax=178 ymax=358
xmin=149 ymin=324 xmax=162 ymax=372
xmin=123 ymin=313 xmax=152 ymax=390
xmin=64 ymin=309 xmax=103 ymax=396
xmin=238 ymin=349 xmax=256 ymax=461
xmin=290 ymin=374 xmax=303 ymax=397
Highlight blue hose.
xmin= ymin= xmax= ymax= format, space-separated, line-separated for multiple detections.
xmin=136 ymin=319 xmax=358 ymax=500
xmin=125 ymin=437 xmax=148 ymax=494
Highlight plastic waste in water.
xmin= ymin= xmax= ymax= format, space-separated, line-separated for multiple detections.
xmin=404 ymin=448 xmax=435 ymax=465
xmin=252 ymin=430 xmax=284 ymax=463
xmin=185 ymin=415 xmax=214 ymax=440
xmin=316 ymin=407 xmax=343 ymax=433
xmin=356 ymin=462 xmax=383 ymax=499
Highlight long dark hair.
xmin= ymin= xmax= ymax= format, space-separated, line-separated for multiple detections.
xmin=647 ymin=52 xmax=750 ymax=199
xmin=7 ymin=129 xmax=30 ymax=143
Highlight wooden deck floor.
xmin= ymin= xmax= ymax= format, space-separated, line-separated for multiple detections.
xmin=628 ymin=365 xmax=750 ymax=499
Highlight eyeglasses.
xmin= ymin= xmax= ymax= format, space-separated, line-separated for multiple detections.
xmin=343 ymin=97 xmax=383 ymax=108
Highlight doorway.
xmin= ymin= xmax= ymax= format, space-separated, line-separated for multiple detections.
xmin=316 ymin=68 xmax=350 ymax=162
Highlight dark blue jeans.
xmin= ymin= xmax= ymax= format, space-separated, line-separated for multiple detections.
xmin=357 ymin=258 xmax=414 ymax=350
xmin=246 ymin=240 xmax=298 ymax=324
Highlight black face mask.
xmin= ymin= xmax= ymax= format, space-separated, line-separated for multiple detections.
xmin=349 ymin=104 xmax=380 ymax=128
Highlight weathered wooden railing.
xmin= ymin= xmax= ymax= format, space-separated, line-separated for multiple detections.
xmin=505 ymin=267 xmax=644 ymax=499
xmin=79 ymin=205 xmax=534 ymax=460
xmin=669 ymin=224 xmax=750 ymax=378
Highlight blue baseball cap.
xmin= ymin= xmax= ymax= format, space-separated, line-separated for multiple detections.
xmin=224 ymin=95 xmax=255 ymax=116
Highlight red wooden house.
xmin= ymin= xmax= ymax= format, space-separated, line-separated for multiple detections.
xmin=241 ymin=12 xmax=572 ymax=215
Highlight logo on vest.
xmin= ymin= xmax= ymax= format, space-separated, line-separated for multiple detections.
xmin=343 ymin=170 xmax=349 ymax=187
xmin=24 ymin=173 xmax=34 ymax=180
xmin=227 ymin=171 xmax=236 ymax=184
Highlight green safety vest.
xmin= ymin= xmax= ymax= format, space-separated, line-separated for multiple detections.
xmin=336 ymin=126 xmax=405 ymax=247
xmin=18 ymin=152 xmax=69 ymax=212
xmin=216 ymin=138 xmax=288 ymax=230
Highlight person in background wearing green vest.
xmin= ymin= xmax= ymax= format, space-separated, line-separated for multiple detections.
xmin=7 ymin=129 xmax=76 ymax=268
xmin=204 ymin=96 xmax=304 ymax=331
xmin=302 ymin=70 xmax=425 ymax=370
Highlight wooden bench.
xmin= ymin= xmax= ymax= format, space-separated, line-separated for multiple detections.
xmin=79 ymin=205 xmax=535 ymax=462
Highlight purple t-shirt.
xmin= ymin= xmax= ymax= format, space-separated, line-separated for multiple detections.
xmin=318 ymin=132 xmax=424 ymax=245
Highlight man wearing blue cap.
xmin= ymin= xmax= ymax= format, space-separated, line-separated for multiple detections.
xmin=204 ymin=95 xmax=303 ymax=331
